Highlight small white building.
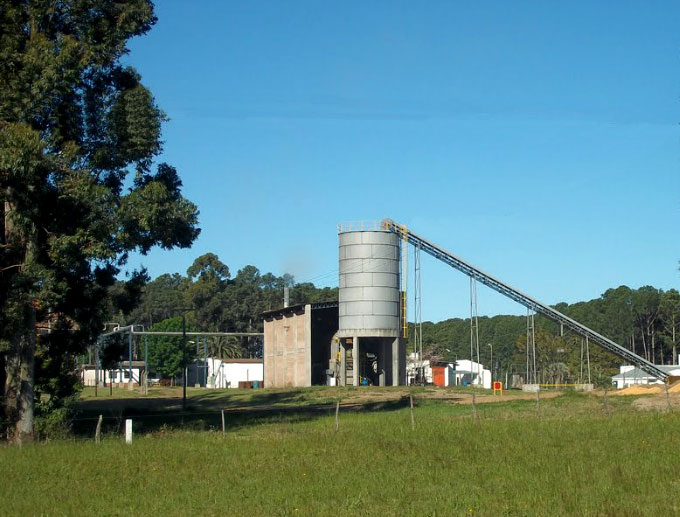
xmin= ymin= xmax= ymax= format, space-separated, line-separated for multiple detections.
xmin=207 ymin=358 xmax=264 ymax=389
xmin=406 ymin=355 xmax=491 ymax=388
xmin=450 ymin=359 xmax=492 ymax=389
xmin=612 ymin=364 xmax=680 ymax=389
xmin=81 ymin=361 xmax=145 ymax=387
xmin=406 ymin=353 xmax=433 ymax=384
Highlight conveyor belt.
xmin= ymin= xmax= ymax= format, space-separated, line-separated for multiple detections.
xmin=382 ymin=219 xmax=667 ymax=381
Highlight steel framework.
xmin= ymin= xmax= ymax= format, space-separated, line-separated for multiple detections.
xmin=381 ymin=218 xmax=668 ymax=381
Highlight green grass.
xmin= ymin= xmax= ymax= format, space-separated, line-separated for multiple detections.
xmin=2 ymin=389 xmax=679 ymax=516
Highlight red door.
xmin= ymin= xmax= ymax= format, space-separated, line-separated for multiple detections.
xmin=433 ymin=366 xmax=446 ymax=387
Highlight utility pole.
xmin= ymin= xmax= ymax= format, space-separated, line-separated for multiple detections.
xmin=488 ymin=343 xmax=493 ymax=382
xmin=128 ymin=331 xmax=133 ymax=391
xmin=144 ymin=334 xmax=148 ymax=395
xmin=195 ymin=339 xmax=200 ymax=387
xmin=203 ymin=337 xmax=208 ymax=386
xmin=94 ymin=339 xmax=99 ymax=397
xmin=182 ymin=314 xmax=187 ymax=410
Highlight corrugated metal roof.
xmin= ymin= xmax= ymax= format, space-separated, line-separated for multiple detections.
xmin=612 ymin=365 xmax=680 ymax=379
xmin=261 ymin=301 xmax=338 ymax=320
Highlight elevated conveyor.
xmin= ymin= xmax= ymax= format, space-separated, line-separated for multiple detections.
xmin=382 ymin=219 xmax=668 ymax=382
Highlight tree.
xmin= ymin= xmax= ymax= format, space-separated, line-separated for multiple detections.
xmin=0 ymin=2 xmax=199 ymax=442
xmin=660 ymin=289 xmax=680 ymax=365
xmin=99 ymin=334 xmax=127 ymax=389
xmin=632 ymin=287 xmax=662 ymax=363
xmin=186 ymin=253 xmax=231 ymax=330
xmin=127 ymin=273 xmax=190 ymax=325
xmin=147 ymin=316 xmax=196 ymax=380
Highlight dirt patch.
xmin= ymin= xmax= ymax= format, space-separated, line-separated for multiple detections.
xmin=459 ymin=392 xmax=561 ymax=404
xmin=613 ymin=385 xmax=663 ymax=396
xmin=668 ymin=381 xmax=680 ymax=394
xmin=339 ymin=389 xmax=408 ymax=405
xmin=405 ymin=389 xmax=561 ymax=405
xmin=631 ymin=392 xmax=680 ymax=411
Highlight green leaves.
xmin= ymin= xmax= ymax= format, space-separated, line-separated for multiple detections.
xmin=147 ymin=316 xmax=197 ymax=379
xmin=108 ymin=84 xmax=164 ymax=170
xmin=0 ymin=1 xmax=199 ymax=434
xmin=118 ymin=164 xmax=200 ymax=253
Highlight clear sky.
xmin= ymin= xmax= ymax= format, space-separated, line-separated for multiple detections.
xmin=124 ymin=0 xmax=680 ymax=322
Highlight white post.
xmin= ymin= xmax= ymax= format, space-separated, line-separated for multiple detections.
xmin=125 ymin=419 xmax=133 ymax=444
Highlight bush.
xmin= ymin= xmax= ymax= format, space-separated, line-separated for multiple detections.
xmin=34 ymin=395 xmax=79 ymax=441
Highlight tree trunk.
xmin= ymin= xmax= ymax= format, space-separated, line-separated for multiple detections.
xmin=3 ymin=197 xmax=37 ymax=443
xmin=631 ymin=333 xmax=635 ymax=354
xmin=3 ymin=304 xmax=36 ymax=444
xmin=673 ymin=316 xmax=677 ymax=366
xmin=640 ymin=327 xmax=648 ymax=362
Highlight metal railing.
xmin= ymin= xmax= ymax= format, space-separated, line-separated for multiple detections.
xmin=337 ymin=220 xmax=384 ymax=233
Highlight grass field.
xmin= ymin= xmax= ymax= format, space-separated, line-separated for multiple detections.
xmin=1 ymin=387 xmax=679 ymax=516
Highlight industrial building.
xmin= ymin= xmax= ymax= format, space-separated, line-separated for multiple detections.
xmin=263 ymin=223 xmax=407 ymax=387
xmin=612 ymin=365 xmax=680 ymax=389
xmin=262 ymin=302 xmax=338 ymax=387
xmin=263 ymin=218 xmax=673 ymax=390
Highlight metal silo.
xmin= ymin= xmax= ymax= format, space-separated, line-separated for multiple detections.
xmin=338 ymin=228 xmax=400 ymax=336
xmin=335 ymin=222 xmax=406 ymax=387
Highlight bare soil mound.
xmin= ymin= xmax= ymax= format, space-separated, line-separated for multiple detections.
xmin=668 ymin=381 xmax=680 ymax=394
xmin=614 ymin=385 xmax=663 ymax=396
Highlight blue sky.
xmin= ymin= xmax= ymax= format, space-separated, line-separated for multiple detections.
xmin=125 ymin=1 xmax=680 ymax=322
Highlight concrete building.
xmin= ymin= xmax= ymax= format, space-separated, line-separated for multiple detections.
xmin=261 ymin=222 xmax=410 ymax=388
xmin=262 ymin=302 xmax=338 ymax=388
xmin=612 ymin=364 xmax=680 ymax=389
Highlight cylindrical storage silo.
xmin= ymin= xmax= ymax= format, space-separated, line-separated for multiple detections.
xmin=337 ymin=229 xmax=401 ymax=338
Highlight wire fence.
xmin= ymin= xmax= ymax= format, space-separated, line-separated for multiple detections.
xmin=4 ymin=386 xmax=668 ymax=443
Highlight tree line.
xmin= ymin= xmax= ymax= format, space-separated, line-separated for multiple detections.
xmin=111 ymin=263 xmax=678 ymax=387
xmin=416 ymin=285 xmax=680 ymax=385
xmin=101 ymin=253 xmax=338 ymax=380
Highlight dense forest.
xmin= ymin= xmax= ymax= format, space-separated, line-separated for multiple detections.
xmin=414 ymin=285 xmax=680 ymax=385
xmin=106 ymin=253 xmax=679 ymax=385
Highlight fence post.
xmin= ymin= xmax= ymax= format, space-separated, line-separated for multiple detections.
xmin=665 ymin=383 xmax=672 ymax=413
xmin=95 ymin=415 xmax=103 ymax=444
xmin=221 ymin=409 xmax=225 ymax=434
xmin=125 ymin=419 xmax=132 ymax=444
xmin=472 ymin=393 xmax=479 ymax=424
xmin=409 ymin=394 xmax=415 ymax=430
xmin=536 ymin=388 xmax=541 ymax=417
xmin=335 ymin=400 xmax=340 ymax=433
xmin=603 ymin=389 xmax=611 ymax=417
